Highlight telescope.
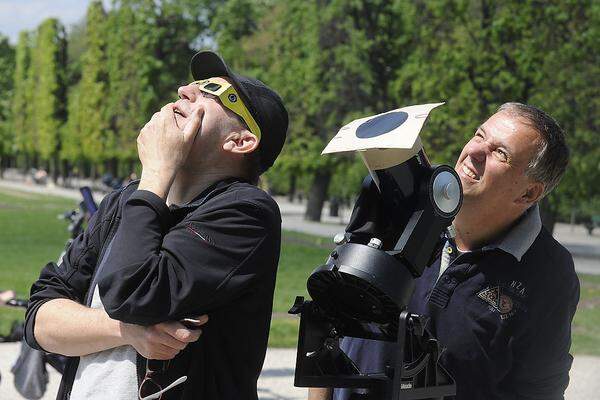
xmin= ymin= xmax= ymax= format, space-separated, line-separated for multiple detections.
xmin=290 ymin=104 xmax=462 ymax=399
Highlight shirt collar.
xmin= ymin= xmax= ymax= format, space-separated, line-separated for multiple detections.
xmin=168 ymin=177 xmax=247 ymax=211
xmin=481 ymin=203 xmax=542 ymax=261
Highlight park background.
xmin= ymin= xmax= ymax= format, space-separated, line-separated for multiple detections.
xmin=0 ymin=0 xmax=598 ymax=399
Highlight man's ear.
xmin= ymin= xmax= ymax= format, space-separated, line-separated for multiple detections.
xmin=222 ymin=130 xmax=259 ymax=154
xmin=516 ymin=181 xmax=545 ymax=206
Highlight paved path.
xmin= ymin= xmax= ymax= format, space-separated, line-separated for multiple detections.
xmin=1 ymin=344 xmax=598 ymax=400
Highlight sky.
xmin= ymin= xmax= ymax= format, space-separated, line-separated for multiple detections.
xmin=0 ymin=0 xmax=111 ymax=44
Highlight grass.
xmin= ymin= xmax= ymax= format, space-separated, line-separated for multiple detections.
xmin=1 ymin=186 xmax=599 ymax=355
xmin=268 ymin=230 xmax=331 ymax=347
xmin=0 ymin=188 xmax=74 ymax=336
xmin=571 ymin=274 xmax=600 ymax=356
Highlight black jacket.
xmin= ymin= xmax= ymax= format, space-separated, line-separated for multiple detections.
xmin=25 ymin=178 xmax=282 ymax=399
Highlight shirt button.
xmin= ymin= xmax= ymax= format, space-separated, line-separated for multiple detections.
xmin=447 ymin=247 xmax=453 ymax=254
xmin=443 ymin=276 xmax=451 ymax=283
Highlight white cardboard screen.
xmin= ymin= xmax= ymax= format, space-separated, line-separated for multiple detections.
xmin=322 ymin=103 xmax=444 ymax=170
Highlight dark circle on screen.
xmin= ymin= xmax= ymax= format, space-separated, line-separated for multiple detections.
xmin=355 ymin=111 xmax=409 ymax=138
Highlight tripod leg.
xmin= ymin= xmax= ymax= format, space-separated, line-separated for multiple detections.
xmin=391 ymin=310 xmax=409 ymax=400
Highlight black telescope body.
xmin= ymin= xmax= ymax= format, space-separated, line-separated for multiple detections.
xmin=290 ymin=150 xmax=462 ymax=399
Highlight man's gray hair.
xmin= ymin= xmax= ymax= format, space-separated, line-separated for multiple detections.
xmin=497 ymin=102 xmax=569 ymax=197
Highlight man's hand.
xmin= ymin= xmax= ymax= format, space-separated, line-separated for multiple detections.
xmin=121 ymin=315 xmax=208 ymax=360
xmin=137 ymin=103 xmax=204 ymax=199
xmin=0 ymin=290 xmax=16 ymax=305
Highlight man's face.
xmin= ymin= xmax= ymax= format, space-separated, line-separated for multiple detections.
xmin=455 ymin=111 xmax=542 ymax=210
xmin=173 ymin=77 xmax=246 ymax=164
xmin=174 ymin=77 xmax=233 ymax=136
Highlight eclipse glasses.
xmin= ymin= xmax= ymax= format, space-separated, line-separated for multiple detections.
xmin=193 ymin=78 xmax=261 ymax=139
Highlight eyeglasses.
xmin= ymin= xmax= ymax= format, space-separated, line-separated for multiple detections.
xmin=138 ymin=359 xmax=187 ymax=400
xmin=192 ymin=77 xmax=262 ymax=140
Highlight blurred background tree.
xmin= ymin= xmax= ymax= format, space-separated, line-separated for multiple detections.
xmin=0 ymin=34 xmax=16 ymax=177
xmin=1 ymin=0 xmax=597 ymax=230
xmin=33 ymin=19 xmax=68 ymax=183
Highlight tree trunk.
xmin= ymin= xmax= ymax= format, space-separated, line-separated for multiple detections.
xmin=107 ymin=157 xmax=119 ymax=178
xmin=23 ymin=154 xmax=30 ymax=173
xmin=304 ymin=170 xmax=332 ymax=222
xmin=82 ymin=160 xmax=90 ymax=178
xmin=539 ymin=197 xmax=557 ymax=235
xmin=288 ymin=174 xmax=297 ymax=202
xmin=61 ymin=159 xmax=70 ymax=187
xmin=51 ymin=154 xmax=59 ymax=184
xmin=329 ymin=197 xmax=340 ymax=217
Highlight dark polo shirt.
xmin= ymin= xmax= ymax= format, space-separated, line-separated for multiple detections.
xmin=334 ymin=205 xmax=580 ymax=400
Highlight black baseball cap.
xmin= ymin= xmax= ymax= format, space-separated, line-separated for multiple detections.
xmin=190 ymin=50 xmax=289 ymax=173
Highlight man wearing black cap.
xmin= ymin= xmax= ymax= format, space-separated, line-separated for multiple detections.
xmin=24 ymin=51 xmax=289 ymax=400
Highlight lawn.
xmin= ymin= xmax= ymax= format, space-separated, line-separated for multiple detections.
xmin=0 ymin=187 xmax=75 ymax=337
xmin=571 ymin=274 xmax=600 ymax=356
xmin=0 ymin=186 xmax=599 ymax=355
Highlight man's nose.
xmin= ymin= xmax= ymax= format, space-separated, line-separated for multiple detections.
xmin=177 ymin=83 xmax=198 ymax=102
xmin=469 ymin=142 xmax=488 ymax=163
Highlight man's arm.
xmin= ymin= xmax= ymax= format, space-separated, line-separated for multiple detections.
xmin=308 ymin=388 xmax=332 ymax=400
xmin=35 ymin=298 xmax=204 ymax=359
xmin=512 ymin=266 xmax=580 ymax=399
xmin=25 ymin=186 xmax=205 ymax=359
xmin=34 ymin=298 xmax=126 ymax=356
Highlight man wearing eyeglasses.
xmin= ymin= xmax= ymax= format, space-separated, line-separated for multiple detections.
xmin=24 ymin=51 xmax=289 ymax=400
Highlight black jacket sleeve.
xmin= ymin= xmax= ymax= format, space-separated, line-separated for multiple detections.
xmin=97 ymin=189 xmax=280 ymax=325
xmin=24 ymin=189 xmax=121 ymax=351
xmin=512 ymin=260 xmax=580 ymax=400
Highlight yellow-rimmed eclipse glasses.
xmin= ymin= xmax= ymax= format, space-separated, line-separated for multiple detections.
xmin=193 ymin=78 xmax=261 ymax=140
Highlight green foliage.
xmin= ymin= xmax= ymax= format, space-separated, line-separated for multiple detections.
xmin=212 ymin=0 xmax=424 ymax=218
xmin=33 ymin=19 xmax=68 ymax=163
xmin=105 ymin=1 xmax=152 ymax=163
xmin=79 ymin=1 xmax=111 ymax=163
xmin=11 ymin=31 xmax=34 ymax=157
xmin=0 ymin=34 xmax=15 ymax=161
xmin=62 ymin=84 xmax=84 ymax=162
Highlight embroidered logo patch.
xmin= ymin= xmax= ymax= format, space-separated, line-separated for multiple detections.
xmin=477 ymin=286 xmax=515 ymax=319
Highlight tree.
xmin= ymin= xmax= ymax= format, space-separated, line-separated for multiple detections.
xmin=102 ymin=0 xmax=217 ymax=176
xmin=78 ymin=0 xmax=111 ymax=173
xmin=62 ymin=83 xmax=84 ymax=175
xmin=529 ymin=0 xmax=600 ymax=229
xmin=11 ymin=31 xmax=36 ymax=169
xmin=105 ymin=1 xmax=153 ymax=175
xmin=258 ymin=0 xmax=414 ymax=221
xmin=33 ymin=18 xmax=68 ymax=182
xmin=0 ymin=34 xmax=16 ymax=175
